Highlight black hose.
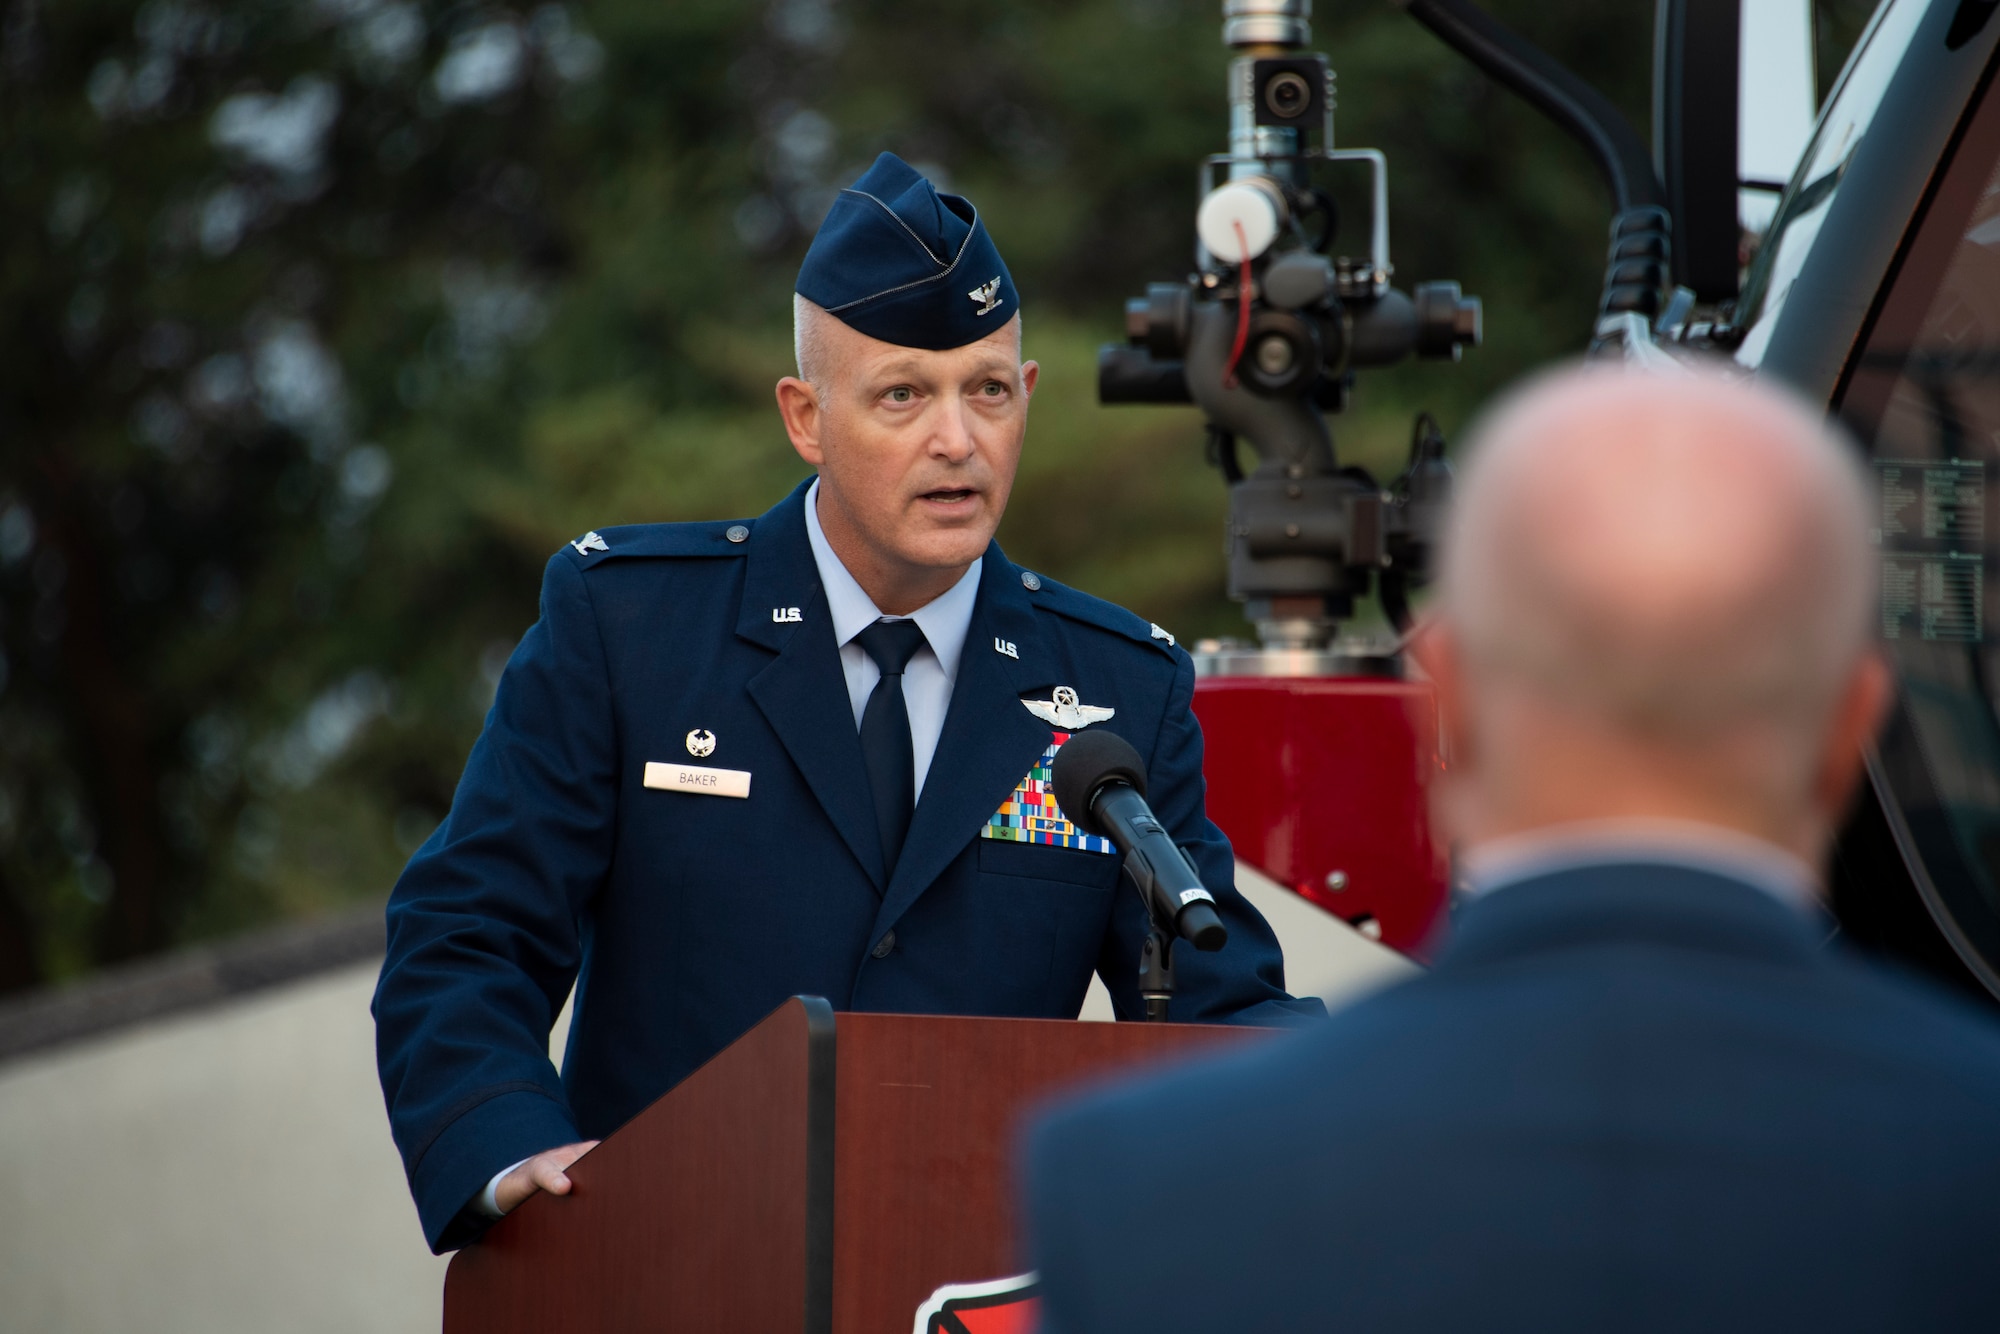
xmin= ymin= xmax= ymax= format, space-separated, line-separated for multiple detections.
xmin=1208 ymin=426 xmax=1245 ymax=483
xmin=1378 ymin=567 xmax=1414 ymax=634
xmin=1399 ymin=0 xmax=1672 ymax=326
xmin=1300 ymin=187 xmax=1339 ymax=254
xmin=1397 ymin=0 xmax=1666 ymax=213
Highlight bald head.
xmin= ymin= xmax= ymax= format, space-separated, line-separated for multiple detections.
xmin=1424 ymin=364 xmax=1889 ymax=861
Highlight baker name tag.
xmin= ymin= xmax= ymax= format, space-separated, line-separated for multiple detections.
xmin=643 ymin=762 xmax=752 ymax=799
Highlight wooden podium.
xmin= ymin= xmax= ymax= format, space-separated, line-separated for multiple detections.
xmin=443 ymin=998 xmax=1264 ymax=1333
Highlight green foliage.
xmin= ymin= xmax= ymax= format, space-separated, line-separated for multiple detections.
xmin=0 ymin=0 xmax=1871 ymax=988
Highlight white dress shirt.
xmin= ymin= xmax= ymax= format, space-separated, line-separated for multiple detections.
xmin=803 ymin=476 xmax=981 ymax=800
xmin=476 ymin=480 xmax=983 ymax=1219
xmin=1457 ymin=818 xmax=1820 ymax=914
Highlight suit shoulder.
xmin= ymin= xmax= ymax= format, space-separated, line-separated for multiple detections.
xmin=555 ymin=519 xmax=755 ymax=570
xmin=1844 ymin=955 xmax=2000 ymax=1074
xmin=1019 ymin=570 xmax=1182 ymax=664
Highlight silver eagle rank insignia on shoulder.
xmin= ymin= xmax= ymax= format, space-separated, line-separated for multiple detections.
xmin=1021 ymin=686 xmax=1114 ymax=731
xmin=571 ymin=531 xmax=609 ymax=555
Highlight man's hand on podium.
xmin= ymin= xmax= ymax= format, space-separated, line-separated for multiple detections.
xmin=494 ymin=1140 xmax=599 ymax=1215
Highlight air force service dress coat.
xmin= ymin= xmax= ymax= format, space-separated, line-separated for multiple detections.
xmin=374 ymin=478 xmax=1315 ymax=1251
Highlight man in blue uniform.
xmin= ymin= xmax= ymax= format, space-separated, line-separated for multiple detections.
xmin=374 ymin=153 xmax=1315 ymax=1253
xmin=1022 ymin=368 xmax=2000 ymax=1331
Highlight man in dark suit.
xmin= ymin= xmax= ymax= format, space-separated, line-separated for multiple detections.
xmin=373 ymin=153 xmax=1315 ymax=1253
xmin=1023 ymin=366 xmax=2000 ymax=1331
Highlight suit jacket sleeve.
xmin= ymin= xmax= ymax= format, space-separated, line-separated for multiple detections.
xmin=1022 ymin=1097 xmax=1121 ymax=1334
xmin=372 ymin=552 xmax=615 ymax=1252
xmin=1094 ymin=650 xmax=1325 ymax=1025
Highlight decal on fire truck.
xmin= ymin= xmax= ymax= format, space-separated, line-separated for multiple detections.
xmin=912 ymin=1272 xmax=1040 ymax=1334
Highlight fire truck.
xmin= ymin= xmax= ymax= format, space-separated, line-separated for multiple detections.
xmin=1114 ymin=0 xmax=2000 ymax=1002
xmin=433 ymin=7 xmax=2000 ymax=1327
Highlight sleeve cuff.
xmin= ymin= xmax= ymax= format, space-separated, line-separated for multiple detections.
xmin=412 ymin=1087 xmax=580 ymax=1252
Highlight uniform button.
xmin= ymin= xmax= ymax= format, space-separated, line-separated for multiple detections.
xmin=725 ymin=524 xmax=749 ymax=543
xmin=1020 ymin=570 xmax=1041 ymax=591
xmin=871 ymin=931 xmax=896 ymax=959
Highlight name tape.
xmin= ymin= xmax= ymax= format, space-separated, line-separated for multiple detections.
xmin=644 ymin=762 xmax=752 ymax=800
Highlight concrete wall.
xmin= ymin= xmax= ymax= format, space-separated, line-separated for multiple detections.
xmin=0 ymin=863 xmax=1410 ymax=1333
xmin=0 ymin=964 xmax=448 ymax=1333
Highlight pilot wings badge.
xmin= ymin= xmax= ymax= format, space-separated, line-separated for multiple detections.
xmin=968 ymin=275 xmax=1003 ymax=316
xmin=1021 ymin=686 xmax=1114 ymax=731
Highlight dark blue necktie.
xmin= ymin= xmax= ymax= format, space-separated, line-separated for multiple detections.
xmin=853 ymin=618 xmax=929 ymax=877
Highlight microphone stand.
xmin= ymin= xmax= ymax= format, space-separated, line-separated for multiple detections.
xmin=1130 ymin=863 xmax=1177 ymax=1023
xmin=1051 ymin=730 xmax=1228 ymax=1023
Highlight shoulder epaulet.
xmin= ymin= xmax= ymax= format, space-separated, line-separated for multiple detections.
xmin=560 ymin=519 xmax=756 ymax=567
xmin=1017 ymin=568 xmax=1181 ymax=659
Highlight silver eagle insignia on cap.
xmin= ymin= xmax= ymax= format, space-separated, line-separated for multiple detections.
xmin=968 ymin=276 xmax=1003 ymax=316
xmin=1021 ymin=686 xmax=1114 ymax=731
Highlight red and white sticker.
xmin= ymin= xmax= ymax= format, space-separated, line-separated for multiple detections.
xmin=912 ymin=1272 xmax=1040 ymax=1334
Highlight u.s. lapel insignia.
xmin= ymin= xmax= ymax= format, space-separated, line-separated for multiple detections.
xmin=983 ymin=733 xmax=1116 ymax=854
xmin=1021 ymin=686 xmax=1114 ymax=730
xmin=994 ymin=637 xmax=1018 ymax=660
xmin=968 ymin=276 xmax=1002 ymax=316
xmin=571 ymin=531 xmax=609 ymax=555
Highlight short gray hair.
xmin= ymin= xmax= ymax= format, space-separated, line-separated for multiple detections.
xmin=793 ymin=293 xmax=833 ymax=391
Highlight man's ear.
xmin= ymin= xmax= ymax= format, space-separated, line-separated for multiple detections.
xmin=775 ymin=377 xmax=825 ymax=467
xmin=1814 ymin=649 xmax=1894 ymax=821
xmin=1021 ymin=360 xmax=1039 ymax=398
xmin=1408 ymin=617 xmax=1474 ymax=772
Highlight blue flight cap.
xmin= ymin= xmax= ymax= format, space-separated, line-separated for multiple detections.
xmin=796 ymin=152 xmax=1018 ymax=351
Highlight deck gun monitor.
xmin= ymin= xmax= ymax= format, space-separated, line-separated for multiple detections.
xmin=1097 ymin=0 xmax=1481 ymax=658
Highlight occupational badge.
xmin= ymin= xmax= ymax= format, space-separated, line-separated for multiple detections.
xmin=685 ymin=728 xmax=716 ymax=758
xmin=1020 ymin=686 xmax=1114 ymax=731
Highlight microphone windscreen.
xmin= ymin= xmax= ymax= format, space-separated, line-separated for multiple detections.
xmin=1051 ymin=729 xmax=1148 ymax=838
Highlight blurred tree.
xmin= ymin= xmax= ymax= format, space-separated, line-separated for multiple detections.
xmin=0 ymin=0 xmax=1876 ymax=989
xmin=0 ymin=0 xmax=648 ymax=985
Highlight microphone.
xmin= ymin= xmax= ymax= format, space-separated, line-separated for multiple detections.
xmin=1051 ymin=730 xmax=1228 ymax=952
